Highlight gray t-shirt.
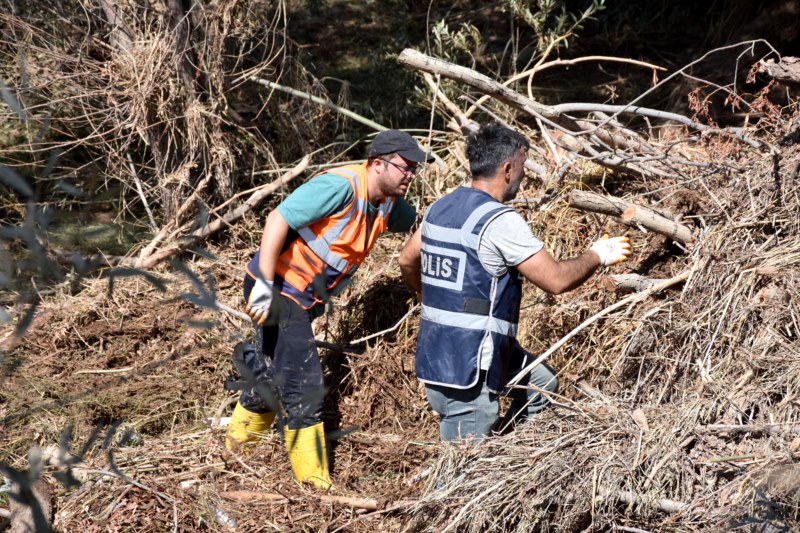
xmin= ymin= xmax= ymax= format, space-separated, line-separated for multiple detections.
xmin=477 ymin=209 xmax=544 ymax=369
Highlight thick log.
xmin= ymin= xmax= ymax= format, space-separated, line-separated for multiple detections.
xmin=569 ymin=190 xmax=692 ymax=243
xmin=568 ymin=189 xmax=630 ymax=217
xmin=621 ymin=206 xmax=693 ymax=244
xmin=757 ymin=56 xmax=800 ymax=85
xmin=219 ymin=490 xmax=415 ymax=511
xmin=96 ymin=0 xmax=133 ymax=51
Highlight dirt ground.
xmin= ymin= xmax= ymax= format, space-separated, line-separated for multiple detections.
xmin=0 ymin=224 xmax=443 ymax=531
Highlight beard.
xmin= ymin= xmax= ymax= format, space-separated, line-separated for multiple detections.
xmin=503 ymin=174 xmax=522 ymax=202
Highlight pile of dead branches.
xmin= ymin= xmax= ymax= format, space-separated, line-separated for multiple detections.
xmin=397 ymin=44 xmax=800 ymax=532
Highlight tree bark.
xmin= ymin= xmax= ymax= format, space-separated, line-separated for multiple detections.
xmin=568 ymin=189 xmax=630 ymax=217
xmin=8 ymin=479 xmax=52 ymax=533
xmin=96 ymin=0 xmax=132 ymax=51
xmin=610 ymin=274 xmax=672 ymax=292
xmin=757 ymin=56 xmax=800 ymax=85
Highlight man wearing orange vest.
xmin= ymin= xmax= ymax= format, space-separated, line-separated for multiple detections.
xmin=226 ymin=130 xmax=431 ymax=489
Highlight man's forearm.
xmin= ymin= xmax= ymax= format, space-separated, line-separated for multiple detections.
xmin=555 ymin=251 xmax=601 ymax=293
xmin=518 ymin=247 xmax=601 ymax=295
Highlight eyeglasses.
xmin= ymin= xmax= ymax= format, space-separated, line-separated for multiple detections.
xmin=381 ymin=158 xmax=419 ymax=176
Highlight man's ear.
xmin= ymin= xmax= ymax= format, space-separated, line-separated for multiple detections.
xmin=502 ymin=161 xmax=513 ymax=181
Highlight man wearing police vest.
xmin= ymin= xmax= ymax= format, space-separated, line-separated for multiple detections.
xmin=399 ymin=123 xmax=631 ymax=442
xmin=227 ymin=130 xmax=432 ymax=488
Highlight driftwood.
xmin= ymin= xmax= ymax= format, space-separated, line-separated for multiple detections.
xmin=757 ymin=56 xmax=800 ymax=85
xmin=134 ymin=155 xmax=310 ymax=269
xmin=568 ymin=190 xmax=694 ymax=244
xmin=621 ymin=205 xmax=693 ymax=244
xmin=611 ymin=490 xmax=687 ymax=514
xmin=568 ymin=189 xmax=631 ymax=217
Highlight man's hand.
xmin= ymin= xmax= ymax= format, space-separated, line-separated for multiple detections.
xmin=590 ymin=236 xmax=631 ymax=266
xmin=246 ymin=277 xmax=274 ymax=325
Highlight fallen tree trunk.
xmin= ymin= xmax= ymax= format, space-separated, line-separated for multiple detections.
xmin=8 ymin=479 xmax=52 ymax=533
xmin=568 ymin=189 xmax=630 ymax=217
xmin=609 ymin=274 xmax=674 ymax=293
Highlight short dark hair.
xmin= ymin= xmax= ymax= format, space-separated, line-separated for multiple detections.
xmin=466 ymin=123 xmax=530 ymax=179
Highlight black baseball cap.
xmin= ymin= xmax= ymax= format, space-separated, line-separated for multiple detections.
xmin=369 ymin=130 xmax=435 ymax=163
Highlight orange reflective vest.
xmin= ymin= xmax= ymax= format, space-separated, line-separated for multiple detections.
xmin=247 ymin=164 xmax=396 ymax=309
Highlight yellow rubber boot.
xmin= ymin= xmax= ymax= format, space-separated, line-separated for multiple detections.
xmin=284 ymin=422 xmax=333 ymax=490
xmin=225 ymin=402 xmax=275 ymax=451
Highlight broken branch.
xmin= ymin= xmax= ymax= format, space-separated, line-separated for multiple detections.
xmin=568 ymin=190 xmax=694 ymax=243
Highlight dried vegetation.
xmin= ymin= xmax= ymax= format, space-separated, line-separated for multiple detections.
xmin=2 ymin=2 xmax=800 ymax=532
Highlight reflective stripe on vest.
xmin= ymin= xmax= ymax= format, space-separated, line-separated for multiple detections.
xmin=296 ymin=169 xmax=364 ymax=274
xmin=420 ymin=304 xmax=517 ymax=337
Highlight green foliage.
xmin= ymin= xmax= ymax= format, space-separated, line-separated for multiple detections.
xmin=429 ymin=20 xmax=483 ymax=69
xmin=503 ymin=0 xmax=606 ymax=53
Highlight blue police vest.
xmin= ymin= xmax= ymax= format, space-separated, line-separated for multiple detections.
xmin=415 ymin=186 xmax=526 ymax=392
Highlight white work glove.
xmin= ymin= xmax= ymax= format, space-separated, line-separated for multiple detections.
xmin=246 ymin=277 xmax=274 ymax=325
xmin=590 ymin=235 xmax=631 ymax=266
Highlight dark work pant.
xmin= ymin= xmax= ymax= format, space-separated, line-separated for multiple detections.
xmin=239 ymin=276 xmax=325 ymax=429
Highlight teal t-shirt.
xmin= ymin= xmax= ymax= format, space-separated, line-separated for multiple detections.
xmin=276 ymin=173 xmax=416 ymax=232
